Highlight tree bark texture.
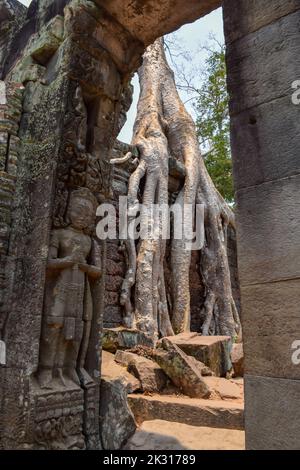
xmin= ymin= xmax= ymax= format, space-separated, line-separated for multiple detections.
xmin=114 ymin=39 xmax=240 ymax=340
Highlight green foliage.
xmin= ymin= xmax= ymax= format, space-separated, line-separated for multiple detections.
xmin=195 ymin=45 xmax=234 ymax=203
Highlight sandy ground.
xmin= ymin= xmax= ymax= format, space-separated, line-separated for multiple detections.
xmin=125 ymin=419 xmax=245 ymax=450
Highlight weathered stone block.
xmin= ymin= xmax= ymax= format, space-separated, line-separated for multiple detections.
xmin=100 ymin=351 xmax=139 ymax=449
xmin=161 ymin=334 xmax=232 ymax=377
xmin=203 ymin=377 xmax=242 ymax=400
xmin=104 ymin=292 xmax=120 ymax=306
xmin=245 ymin=375 xmax=300 ymax=449
xmin=101 ymin=351 xmax=140 ymax=393
xmin=241 ymin=280 xmax=300 ymax=379
xmin=236 ymin=174 xmax=300 ymax=285
xmin=153 ymin=338 xmax=211 ymax=398
xmin=226 ymin=10 xmax=300 ymax=115
xmin=106 ymin=242 xmax=124 ymax=263
xmin=231 ymin=343 xmax=244 ymax=378
xmin=230 ymin=95 xmax=300 ymax=190
xmin=65 ymin=2 xmax=143 ymax=73
xmin=68 ymin=39 xmax=121 ymax=99
xmin=223 ymin=0 xmax=300 ymax=44
xmin=105 ymin=274 xmax=124 ymax=292
xmin=115 ymin=350 xmax=167 ymax=393
xmin=30 ymin=32 xmax=61 ymax=65
xmin=128 ymin=394 xmax=244 ymax=430
xmin=97 ymin=0 xmax=222 ymax=46
xmin=102 ymin=327 xmax=154 ymax=353
xmin=103 ymin=306 xmax=123 ymax=328
xmin=100 ymin=379 xmax=137 ymax=449
xmin=106 ymin=259 xmax=125 ymax=276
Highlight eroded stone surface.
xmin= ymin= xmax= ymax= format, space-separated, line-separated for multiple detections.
xmin=98 ymin=0 xmax=222 ymax=46
xmin=115 ymin=350 xmax=167 ymax=393
xmin=102 ymin=327 xmax=154 ymax=353
xmin=100 ymin=376 xmax=137 ymax=450
xmin=102 ymin=351 xmax=141 ymax=393
xmin=245 ymin=376 xmax=300 ymax=450
xmin=161 ymin=334 xmax=232 ymax=377
xmin=100 ymin=351 xmax=139 ymax=449
xmin=153 ymin=338 xmax=211 ymax=399
xmin=128 ymin=394 xmax=244 ymax=430
xmin=231 ymin=343 xmax=244 ymax=378
xmin=203 ymin=377 xmax=243 ymax=400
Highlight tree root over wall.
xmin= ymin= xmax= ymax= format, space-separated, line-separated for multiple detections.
xmin=113 ymin=39 xmax=241 ymax=341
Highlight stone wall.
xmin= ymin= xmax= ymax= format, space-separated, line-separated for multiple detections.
xmin=0 ymin=82 xmax=23 ymax=364
xmin=0 ymin=0 xmax=141 ymax=449
xmin=104 ymin=140 xmax=138 ymax=329
xmin=227 ymin=224 xmax=241 ymax=317
xmin=223 ymin=0 xmax=300 ymax=449
xmin=0 ymin=0 xmax=27 ymax=79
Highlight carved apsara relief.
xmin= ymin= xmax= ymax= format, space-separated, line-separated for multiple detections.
xmin=37 ymin=188 xmax=101 ymax=389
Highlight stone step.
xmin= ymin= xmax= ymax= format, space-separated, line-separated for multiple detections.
xmin=102 ymin=327 xmax=154 ymax=353
xmin=128 ymin=394 xmax=244 ymax=431
xmin=124 ymin=419 xmax=245 ymax=450
xmin=160 ymin=333 xmax=232 ymax=377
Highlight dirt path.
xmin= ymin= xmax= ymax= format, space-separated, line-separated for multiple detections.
xmin=125 ymin=419 xmax=245 ymax=450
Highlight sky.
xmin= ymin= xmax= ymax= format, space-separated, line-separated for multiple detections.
xmin=119 ymin=8 xmax=224 ymax=143
xmin=18 ymin=1 xmax=224 ymax=143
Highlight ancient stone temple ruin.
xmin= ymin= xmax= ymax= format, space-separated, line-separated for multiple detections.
xmin=0 ymin=0 xmax=300 ymax=450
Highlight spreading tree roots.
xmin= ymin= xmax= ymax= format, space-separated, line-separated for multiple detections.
xmin=113 ymin=39 xmax=241 ymax=341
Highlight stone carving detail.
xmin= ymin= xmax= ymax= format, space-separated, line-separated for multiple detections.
xmin=29 ymin=389 xmax=85 ymax=450
xmin=54 ymin=84 xmax=110 ymax=228
xmin=37 ymin=188 xmax=102 ymax=389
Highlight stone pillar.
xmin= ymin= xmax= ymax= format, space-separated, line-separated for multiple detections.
xmin=223 ymin=0 xmax=300 ymax=449
xmin=0 ymin=0 xmax=142 ymax=449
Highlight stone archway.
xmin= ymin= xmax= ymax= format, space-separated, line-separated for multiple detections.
xmin=0 ymin=0 xmax=299 ymax=450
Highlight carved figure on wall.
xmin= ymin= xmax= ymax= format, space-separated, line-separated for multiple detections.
xmin=37 ymin=188 xmax=101 ymax=389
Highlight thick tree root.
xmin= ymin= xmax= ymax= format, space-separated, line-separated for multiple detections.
xmin=113 ymin=38 xmax=240 ymax=340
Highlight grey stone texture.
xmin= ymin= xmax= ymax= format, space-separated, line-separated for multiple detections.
xmin=153 ymin=338 xmax=211 ymax=399
xmin=102 ymin=327 xmax=154 ymax=353
xmin=115 ymin=350 xmax=167 ymax=393
xmin=236 ymin=175 xmax=300 ymax=286
xmin=224 ymin=0 xmax=300 ymax=449
xmin=245 ymin=376 xmax=300 ymax=450
xmin=230 ymin=95 xmax=300 ymax=190
xmin=0 ymin=0 xmax=27 ymax=79
xmin=97 ymin=0 xmax=222 ymax=47
xmin=161 ymin=333 xmax=232 ymax=377
xmin=100 ymin=351 xmax=139 ymax=449
xmin=241 ymin=280 xmax=300 ymax=379
xmin=128 ymin=394 xmax=244 ymax=430
xmin=100 ymin=379 xmax=137 ymax=450
xmin=225 ymin=9 xmax=300 ymax=116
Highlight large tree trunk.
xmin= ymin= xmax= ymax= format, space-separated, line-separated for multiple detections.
xmin=113 ymin=39 xmax=240 ymax=340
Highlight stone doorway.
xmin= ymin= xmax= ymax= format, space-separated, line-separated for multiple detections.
xmin=0 ymin=0 xmax=299 ymax=450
